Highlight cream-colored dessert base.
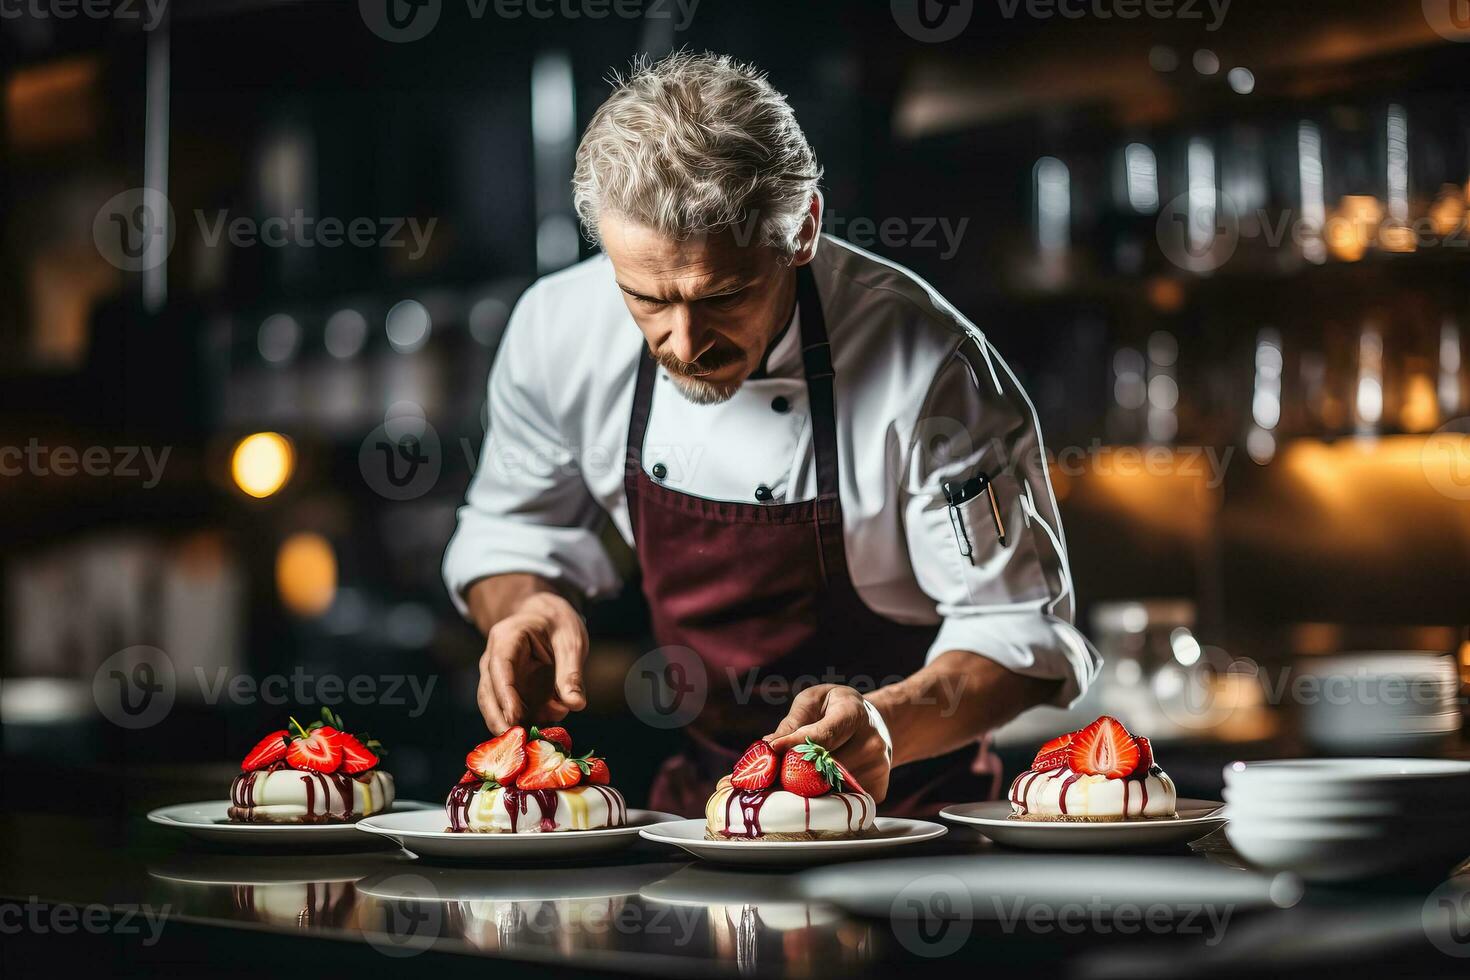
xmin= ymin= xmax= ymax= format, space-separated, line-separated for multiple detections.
xmin=1008 ymin=767 xmax=1176 ymax=820
xmin=228 ymin=770 xmax=395 ymax=823
xmin=704 ymin=780 xmax=876 ymax=839
xmin=450 ymin=785 xmax=627 ymax=833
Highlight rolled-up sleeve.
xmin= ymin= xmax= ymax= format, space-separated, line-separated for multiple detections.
xmin=442 ymin=284 xmax=622 ymax=618
xmin=901 ymin=333 xmax=1100 ymax=706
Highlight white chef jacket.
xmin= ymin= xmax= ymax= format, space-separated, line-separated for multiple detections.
xmin=443 ymin=235 xmax=1099 ymax=705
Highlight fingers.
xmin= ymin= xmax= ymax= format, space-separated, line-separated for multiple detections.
xmin=768 ymin=686 xmax=864 ymax=754
xmin=481 ymin=621 xmax=532 ymax=731
xmin=764 ymin=685 xmax=835 ymax=750
xmin=549 ymin=609 xmax=589 ymax=711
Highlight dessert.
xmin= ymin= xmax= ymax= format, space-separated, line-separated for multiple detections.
xmin=446 ymin=725 xmax=626 ymax=832
xmin=229 ymin=709 xmax=395 ymax=823
xmin=704 ymin=738 xmax=876 ymax=841
xmin=1008 ymin=715 xmax=1177 ymax=821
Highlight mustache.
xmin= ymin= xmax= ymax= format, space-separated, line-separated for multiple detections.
xmin=654 ymin=343 xmax=744 ymax=378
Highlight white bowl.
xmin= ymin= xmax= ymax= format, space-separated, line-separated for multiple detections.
xmin=1219 ymin=791 xmax=1462 ymax=820
xmin=1225 ymin=820 xmax=1470 ymax=881
xmin=1224 ymin=760 xmax=1470 ymax=801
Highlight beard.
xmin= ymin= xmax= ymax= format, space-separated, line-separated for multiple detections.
xmin=656 ymin=345 xmax=746 ymax=405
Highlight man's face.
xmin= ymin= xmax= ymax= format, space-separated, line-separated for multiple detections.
xmin=600 ymin=212 xmax=799 ymax=405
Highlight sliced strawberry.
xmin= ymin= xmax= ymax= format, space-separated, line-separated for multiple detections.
xmin=457 ymin=769 xmax=481 ymax=785
xmin=585 ymin=758 xmax=611 ymax=785
xmin=286 ymin=729 xmax=343 ymax=772
xmin=730 ymin=740 xmax=778 ymax=791
xmin=466 ymin=727 xmax=529 ymax=786
xmin=517 ymin=738 xmax=585 ymax=789
xmin=530 ymin=726 xmax=571 ymax=752
xmin=1031 ymin=747 xmax=1071 ymax=771
xmin=1067 ymin=716 xmax=1140 ymax=778
xmin=241 ymin=730 xmax=290 ymax=771
xmin=333 ymin=732 xmax=379 ymax=774
xmin=1134 ymin=735 xmax=1155 ymax=772
xmin=1034 ymin=731 xmax=1081 ymax=769
xmin=780 ymin=738 xmax=849 ymax=797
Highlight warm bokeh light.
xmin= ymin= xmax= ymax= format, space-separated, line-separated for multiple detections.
xmin=276 ymin=532 xmax=337 ymax=617
xmin=231 ymin=432 xmax=294 ymax=498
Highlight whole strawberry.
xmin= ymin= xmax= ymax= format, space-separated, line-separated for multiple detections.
xmin=780 ymin=738 xmax=852 ymax=797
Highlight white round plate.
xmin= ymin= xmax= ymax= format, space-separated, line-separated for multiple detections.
xmin=147 ymin=800 xmax=436 ymax=846
xmin=637 ymin=818 xmax=947 ymax=866
xmin=355 ymin=808 xmax=681 ymax=860
xmin=940 ymin=798 xmax=1226 ymax=850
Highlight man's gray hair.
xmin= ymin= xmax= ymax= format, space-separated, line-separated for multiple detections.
xmin=573 ymin=51 xmax=823 ymax=255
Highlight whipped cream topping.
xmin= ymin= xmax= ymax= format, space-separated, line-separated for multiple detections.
xmin=705 ymin=783 xmax=876 ymax=838
xmin=230 ymin=767 xmax=395 ymax=822
xmin=1009 ymin=765 xmax=1176 ymax=819
xmin=446 ymin=784 xmax=627 ymax=833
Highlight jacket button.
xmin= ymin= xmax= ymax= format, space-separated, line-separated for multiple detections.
xmin=771 ymin=396 xmax=791 ymax=414
xmin=652 ymin=463 xmax=668 ymax=480
xmin=754 ymin=485 xmax=773 ymax=502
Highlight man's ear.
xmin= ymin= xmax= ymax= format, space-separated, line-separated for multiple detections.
xmin=789 ymin=191 xmax=823 ymax=267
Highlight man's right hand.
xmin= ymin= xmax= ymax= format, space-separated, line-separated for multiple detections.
xmin=467 ymin=578 xmax=589 ymax=733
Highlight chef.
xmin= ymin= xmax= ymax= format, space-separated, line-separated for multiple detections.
xmin=443 ymin=52 xmax=1099 ymax=816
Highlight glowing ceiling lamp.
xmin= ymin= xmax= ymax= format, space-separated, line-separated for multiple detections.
xmin=231 ymin=432 xmax=294 ymax=498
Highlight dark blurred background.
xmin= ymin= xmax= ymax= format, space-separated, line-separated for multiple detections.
xmin=2 ymin=0 xmax=1469 ymax=811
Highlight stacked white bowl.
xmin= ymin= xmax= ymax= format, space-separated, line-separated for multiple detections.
xmin=1223 ymin=759 xmax=1470 ymax=881
xmin=1294 ymin=652 xmax=1462 ymax=754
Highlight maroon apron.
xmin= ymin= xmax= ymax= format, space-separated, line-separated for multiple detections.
xmin=626 ymin=264 xmax=1002 ymax=818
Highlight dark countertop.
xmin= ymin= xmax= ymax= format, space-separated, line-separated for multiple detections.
xmin=3 ymin=805 xmax=1468 ymax=978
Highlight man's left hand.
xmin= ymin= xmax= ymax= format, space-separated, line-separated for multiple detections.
xmin=764 ymin=684 xmax=894 ymax=802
